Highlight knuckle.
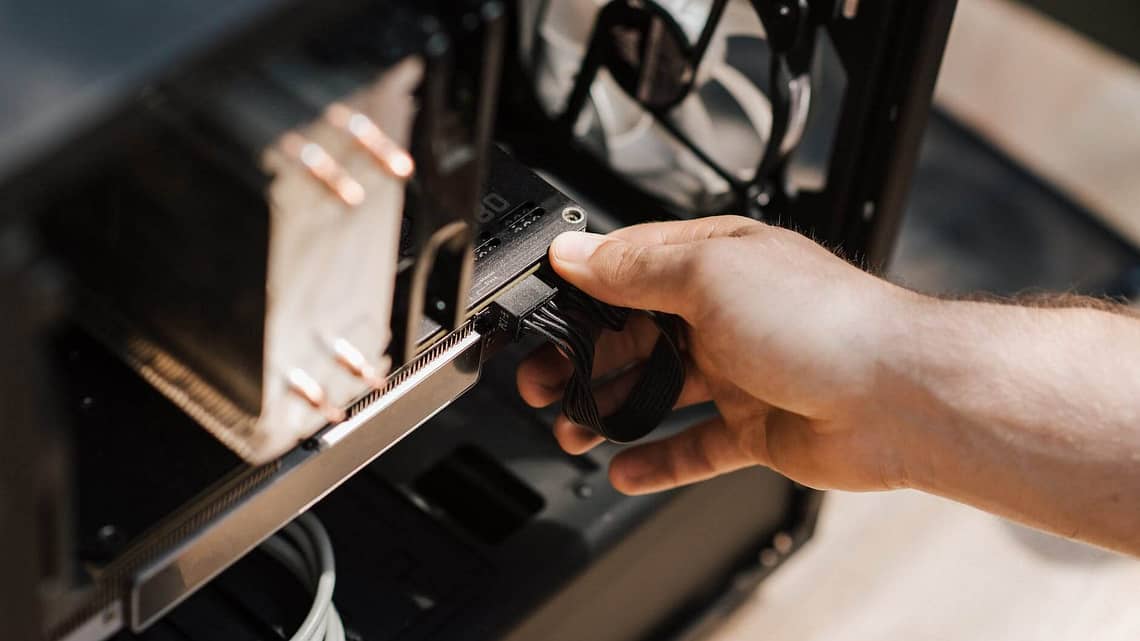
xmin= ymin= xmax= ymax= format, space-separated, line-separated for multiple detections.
xmin=664 ymin=432 xmax=712 ymax=484
xmin=658 ymin=247 xmax=712 ymax=322
xmin=687 ymin=245 xmax=718 ymax=288
xmin=711 ymin=215 xmax=760 ymax=239
xmin=727 ymin=221 xmax=762 ymax=238
xmin=688 ymin=430 xmax=718 ymax=476
xmin=659 ymin=452 xmax=682 ymax=487
xmin=762 ymin=224 xmax=809 ymax=251
xmin=740 ymin=419 xmax=770 ymax=467
xmin=607 ymin=242 xmax=649 ymax=285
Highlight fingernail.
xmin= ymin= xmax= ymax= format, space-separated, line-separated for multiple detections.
xmin=551 ymin=231 xmax=606 ymax=265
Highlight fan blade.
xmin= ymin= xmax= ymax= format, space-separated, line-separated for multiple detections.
xmin=710 ymin=62 xmax=773 ymax=142
xmin=653 ymin=95 xmax=735 ymax=204
xmin=673 ymin=93 xmax=718 ymax=149
xmin=591 ymin=70 xmax=653 ymax=139
xmin=718 ymin=1 xmax=768 ymax=39
xmin=540 ymin=0 xmax=607 ymax=46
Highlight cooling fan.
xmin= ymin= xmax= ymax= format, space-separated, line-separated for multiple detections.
xmin=519 ymin=0 xmax=817 ymax=215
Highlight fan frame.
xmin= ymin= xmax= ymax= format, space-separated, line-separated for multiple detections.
xmin=501 ymin=0 xmax=958 ymax=272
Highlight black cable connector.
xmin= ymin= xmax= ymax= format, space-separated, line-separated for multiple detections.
xmin=490 ymin=274 xmax=558 ymax=340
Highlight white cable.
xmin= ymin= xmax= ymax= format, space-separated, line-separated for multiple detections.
xmin=258 ymin=512 xmax=344 ymax=641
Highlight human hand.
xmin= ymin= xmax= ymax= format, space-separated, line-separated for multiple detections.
xmin=517 ymin=216 xmax=920 ymax=495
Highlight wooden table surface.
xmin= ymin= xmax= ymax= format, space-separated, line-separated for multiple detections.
xmin=706 ymin=490 xmax=1140 ymax=641
xmin=934 ymin=0 xmax=1140 ymax=248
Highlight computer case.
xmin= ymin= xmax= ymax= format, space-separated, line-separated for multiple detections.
xmin=0 ymin=2 xmax=956 ymax=640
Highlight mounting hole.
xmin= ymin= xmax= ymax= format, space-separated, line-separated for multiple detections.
xmin=561 ymin=206 xmax=585 ymax=225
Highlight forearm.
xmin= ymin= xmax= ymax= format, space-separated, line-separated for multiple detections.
xmin=883 ymin=294 xmax=1140 ymax=554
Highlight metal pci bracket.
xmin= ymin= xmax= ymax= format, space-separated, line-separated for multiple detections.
xmin=117 ymin=324 xmax=483 ymax=632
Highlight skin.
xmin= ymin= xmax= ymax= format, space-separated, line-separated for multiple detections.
xmin=516 ymin=216 xmax=1140 ymax=556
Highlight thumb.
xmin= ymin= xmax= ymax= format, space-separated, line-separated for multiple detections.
xmin=549 ymin=231 xmax=697 ymax=315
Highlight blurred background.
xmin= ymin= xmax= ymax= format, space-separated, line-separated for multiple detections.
xmin=709 ymin=1 xmax=1140 ymax=639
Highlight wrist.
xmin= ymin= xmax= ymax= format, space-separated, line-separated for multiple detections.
xmin=865 ymin=287 xmax=959 ymax=491
xmin=870 ymin=291 xmax=1022 ymax=493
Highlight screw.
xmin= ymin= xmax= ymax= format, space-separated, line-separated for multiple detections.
xmin=561 ymin=206 xmax=585 ymax=224
xmin=96 ymin=524 xmax=119 ymax=544
xmin=573 ymin=482 xmax=593 ymax=499
xmin=773 ymin=532 xmax=794 ymax=554
xmin=862 ymin=201 xmax=875 ymax=221
xmin=80 ymin=396 xmax=95 ymax=411
xmin=93 ymin=524 xmax=126 ymax=560
xmin=748 ymin=184 xmax=771 ymax=208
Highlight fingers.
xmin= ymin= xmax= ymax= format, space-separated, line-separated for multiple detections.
xmin=608 ymin=416 xmax=755 ymax=495
xmin=543 ymin=354 xmax=647 ymax=456
xmin=516 ymin=314 xmax=662 ymax=407
xmin=552 ymin=417 xmax=605 ymax=455
xmin=587 ymin=359 xmax=710 ymax=412
xmin=550 ymin=364 xmax=710 ymax=455
xmin=516 ymin=343 xmax=573 ymax=407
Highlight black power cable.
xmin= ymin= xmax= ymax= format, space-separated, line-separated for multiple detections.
xmin=521 ymin=282 xmax=686 ymax=443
